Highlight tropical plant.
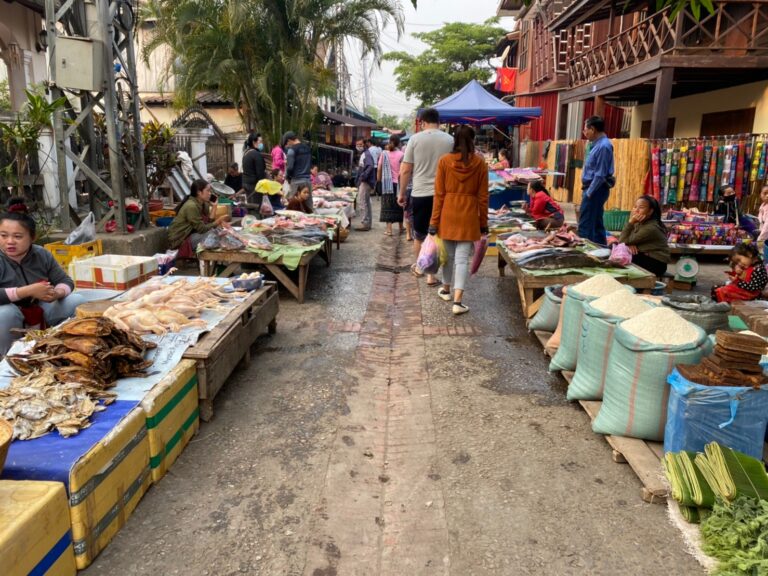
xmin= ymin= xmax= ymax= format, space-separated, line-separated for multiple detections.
xmin=0 ymin=79 xmax=11 ymax=112
xmin=141 ymin=120 xmax=178 ymax=194
xmin=0 ymin=89 xmax=67 ymax=195
xmin=142 ymin=0 xmax=404 ymax=145
xmin=384 ymin=19 xmax=507 ymax=107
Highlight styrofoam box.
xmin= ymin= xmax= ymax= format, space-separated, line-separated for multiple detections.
xmin=69 ymin=255 xmax=158 ymax=290
xmin=0 ymin=480 xmax=77 ymax=576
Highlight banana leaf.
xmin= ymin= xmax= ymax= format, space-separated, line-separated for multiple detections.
xmin=696 ymin=443 xmax=768 ymax=502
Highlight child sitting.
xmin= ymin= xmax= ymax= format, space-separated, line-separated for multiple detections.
xmin=286 ymin=184 xmax=313 ymax=214
xmin=712 ymin=243 xmax=768 ymax=303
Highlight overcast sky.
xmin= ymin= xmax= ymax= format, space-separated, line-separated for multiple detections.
xmin=344 ymin=0 xmax=515 ymax=117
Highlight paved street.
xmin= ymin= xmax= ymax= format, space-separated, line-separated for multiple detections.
xmin=84 ymin=201 xmax=703 ymax=576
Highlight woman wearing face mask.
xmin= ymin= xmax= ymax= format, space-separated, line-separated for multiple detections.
xmin=0 ymin=202 xmax=86 ymax=355
xmin=242 ymin=133 xmax=267 ymax=208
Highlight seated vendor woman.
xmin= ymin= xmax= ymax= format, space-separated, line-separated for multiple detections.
xmin=617 ymin=195 xmax=671 ymax=278
xmin=286 ymin=184 xmax=314 ymax=214
xmin=528 ymin=181 xmax=565 ymax=230
xmin=0 ymin=209 xmax=85 ymax=356
xmin=168 ymin=179 xmax=230 ymax=254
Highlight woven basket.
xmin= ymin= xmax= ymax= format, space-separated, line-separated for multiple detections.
xmin=0 ymin=419 xmax=12 ymax=474
xmin=339 ymin=227 xmax=350 ymax=243
xmin=604 ymin=210 xmax=630 ymax=232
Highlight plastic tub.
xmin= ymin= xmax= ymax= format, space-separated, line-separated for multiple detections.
xmin=232 ymin=276 xmax=264 ymax=291
xmin=651 ymin=281 xmax=667 ymax=296
xmin=156 ymin=217 xmax=174 ymax=227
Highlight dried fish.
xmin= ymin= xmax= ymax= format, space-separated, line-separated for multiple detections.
xmin=3 ymin=318 xmax=152 ymax=440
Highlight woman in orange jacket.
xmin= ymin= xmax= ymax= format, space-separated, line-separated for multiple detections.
xmin=429 ymin=125 xmax=489 ymax=315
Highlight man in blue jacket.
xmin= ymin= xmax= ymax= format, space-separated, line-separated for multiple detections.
xmin=579 ymin=116 xmax=615 ymax=245
xmin=355 ymin=138 xmax=376 ymax=231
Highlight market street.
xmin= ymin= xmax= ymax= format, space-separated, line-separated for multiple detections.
xmin=83 ymin=202 xmax=702 ymax=576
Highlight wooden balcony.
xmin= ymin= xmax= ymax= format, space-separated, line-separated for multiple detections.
xmin=568 ymin=0 xmax=768 ymax=89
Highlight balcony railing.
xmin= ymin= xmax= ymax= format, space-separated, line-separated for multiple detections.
xmin=568 ymin=0 xmax=768 ymax=88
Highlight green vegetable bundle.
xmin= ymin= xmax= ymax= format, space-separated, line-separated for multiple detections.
xmin=695 ymin=443 xmax=768 ymax=502
xmin=701 ymin=496 xmax=768 ymax=575
xmin=664 ymin=451 xmax=716 ymax=509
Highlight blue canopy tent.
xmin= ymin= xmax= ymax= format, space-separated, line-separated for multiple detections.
xmin=429 ymin=80 xmax=541 ymax=125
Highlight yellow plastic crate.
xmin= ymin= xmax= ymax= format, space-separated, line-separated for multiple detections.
xmin=69 ymin=406 xmax=151 ymax=569
xmin=44 ymin=240 xmax=103 ymax=268
xmin=0 ymin=480 xmax=77 ymax=576
xmin=141 ymin=360 xmax=200 ymax=483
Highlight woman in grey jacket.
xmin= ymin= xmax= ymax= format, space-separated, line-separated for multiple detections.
xmin=0 ymin=209 xmax=85 ymax=355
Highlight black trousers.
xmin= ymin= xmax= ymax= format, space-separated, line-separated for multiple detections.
xmin=632 ymin=253 xmax=667 ymax=278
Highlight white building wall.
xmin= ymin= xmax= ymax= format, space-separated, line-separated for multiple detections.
xmin=0 ymin=4 xmax=47 ymax=111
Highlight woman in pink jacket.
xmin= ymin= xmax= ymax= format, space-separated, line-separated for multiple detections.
xmin=271 ymin=144 xmax=286 ymax=174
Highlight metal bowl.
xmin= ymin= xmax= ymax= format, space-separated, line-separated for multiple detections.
xmin=210 ymin=181 xmax=236 ymax=196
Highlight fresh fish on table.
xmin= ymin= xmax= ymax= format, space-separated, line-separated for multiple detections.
xmin=518 ymin=251 xmax=623 ymax=270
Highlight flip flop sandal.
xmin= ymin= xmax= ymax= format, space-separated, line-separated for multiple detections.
xmin=426 ymin=280 xmax=441 ymax=287
xmin=410 ymin=264 xmax=424 ymax=277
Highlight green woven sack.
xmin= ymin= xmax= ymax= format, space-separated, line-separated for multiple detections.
xmin=592 ymin=322 xmax=711 ymax=441
xmin=528 ymin=285 xmax=563 ymax=332
xmin=566 ymin=302 xmax=623 ymax=401
xmin=549 ymin=285 xmax=634 ymax=372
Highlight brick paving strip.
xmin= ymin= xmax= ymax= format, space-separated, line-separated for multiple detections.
xmin=303 ymin=236 xmax=451 ymax=576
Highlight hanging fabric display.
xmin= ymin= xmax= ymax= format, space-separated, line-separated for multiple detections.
xmin=661 ymin=147 xmax=670 ymax=201
xmin=699 ymin=143 xmax=712 ymax=202
xmin=683 ymin=144 xmax=695 ymax=201
xmin=651 ymin=146 xmax=661 ymax=200
xmin=758 ymin=139 xmax=767 ymax=180
xmin=751 ymin=138 xmax=763 ymax=182
xmin=728 ymin=143 xmax=738 ymax=189
xmin=735 ymin=139 xmax=746 ymax=199
xmin=668 ymin=147 xmax=680 ymax=205
xmin=677 ymin=144 xmax=687 ymax=203
xmin=707 ymin=144 xmax=719 ymax=202
xmin=715 ymin=144 xmax=726 ymax=196
xmin=689 ymin=142 xmax=703 ymax=202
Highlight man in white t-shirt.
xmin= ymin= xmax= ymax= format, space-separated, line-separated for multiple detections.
xmin=398 ymin=108 xmax=454 ymax=285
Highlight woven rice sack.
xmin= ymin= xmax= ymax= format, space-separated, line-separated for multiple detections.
xmin=528 ymin=285 xmax=563 ymax=333
xmin=549 ymin=283 xmax=633 ymax=372
xmin=545 ymin=286 xmax=568 ymax=354
xmin=567 ymin=295 xmax=652 ymax=401
xmin=592 ymin=321 xmax=710 ymax=441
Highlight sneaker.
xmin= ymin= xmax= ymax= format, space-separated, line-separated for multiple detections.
xmin=437 ymin=288 xmax=452 ymax=301
xmin=452 ymin=302 xmax=469 ymax=315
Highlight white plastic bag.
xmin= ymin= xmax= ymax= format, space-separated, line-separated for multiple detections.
xmin=64 ymin=212 xmax=96 ymax=245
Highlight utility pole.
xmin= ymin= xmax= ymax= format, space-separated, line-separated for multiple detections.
xmin=362 ymin=54 xmax=370 ymax=112
xmin=45 ymin=0 xmax=148 ymax=232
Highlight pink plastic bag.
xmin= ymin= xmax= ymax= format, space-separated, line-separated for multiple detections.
xmin=417 ymin=235 xmax=440 ymax=274
xmin=470 ymin=235 xmax=488 ymax=275
xmin=609 ymin=243 xmax=632 ymax=266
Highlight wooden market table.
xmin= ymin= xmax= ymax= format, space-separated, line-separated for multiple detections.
xmin=183 ymin=281 xmax=279 ymax=421
xmin=497 ymin=244 xmax=657 ymax=319
xmin=198 ymin=242 xmax=330 ymax=303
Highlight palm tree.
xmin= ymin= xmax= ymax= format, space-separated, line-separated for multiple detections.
xmin=142 ymin=0 xmax=404 ymax=145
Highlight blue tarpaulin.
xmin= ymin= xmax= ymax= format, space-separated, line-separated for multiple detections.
xmin=430 ymin=80 xmax=542 ymax=126
xmin=1 ymin=400 xmax=139 ymax=491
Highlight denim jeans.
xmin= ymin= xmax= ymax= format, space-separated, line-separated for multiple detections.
xmin=578 ymin=183 xmax=610 ymax=245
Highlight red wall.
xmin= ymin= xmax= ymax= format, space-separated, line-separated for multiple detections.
xmin=517 ymin=92 xmax=559 ymax=141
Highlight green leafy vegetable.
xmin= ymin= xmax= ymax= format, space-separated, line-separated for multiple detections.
xmin=701 ymin=496 xmax=768 ymax=575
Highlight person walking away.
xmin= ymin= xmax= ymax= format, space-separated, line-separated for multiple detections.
xmin=757 ymin=185 xmax=768 ymax=262
xmin=378 ymin=135 xmax=405 ymax=236
xmin=284 ymin=132 xmax=314 ymax=212
xmin=617 ymin=195 xmax=671 ymax=278
xmin=398 ymin=107 xmax=454 ymax=286
xmin=429 ymin=125 xmax=489 ymax=315
xmin=528 ymin=180 xmax=564 ymax=230
xmin=224 ymin=163 xmax=243 ymax=195
xmin=579 ymin=116 xmax=615 ymax=245
xmin=367 ymin=139 xmax=383 ymax=195
xmin=355 ymin=139 xmax=376 ymax=231
xmin=242 ymin=133 xmax=266 ymax=208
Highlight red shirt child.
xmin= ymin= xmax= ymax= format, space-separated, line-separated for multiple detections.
xmin=713 ymin=244 xmax=768 ymax=303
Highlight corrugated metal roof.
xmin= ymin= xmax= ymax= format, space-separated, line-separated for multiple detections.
xmin=322 ymin=109 xmax=378 ymax=128
xmin=141 ymin=91 xmax=233 ymax=106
